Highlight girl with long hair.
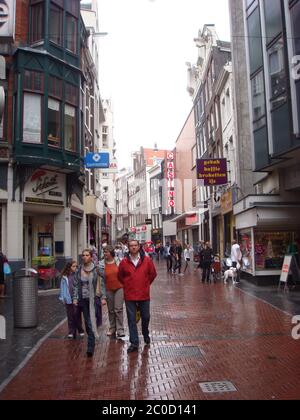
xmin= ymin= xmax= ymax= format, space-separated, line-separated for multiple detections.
xmin=59 ymin=260 xmax=84 ymax=339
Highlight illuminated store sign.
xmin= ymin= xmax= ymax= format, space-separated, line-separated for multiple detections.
xmin=167 ymin=152 xmax=175 ymax=208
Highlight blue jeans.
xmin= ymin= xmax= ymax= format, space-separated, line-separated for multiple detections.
xmin=125 ymin=300 xmax=150 ymax=347
xmin=81 ymin=299 xmax=95 ymax=354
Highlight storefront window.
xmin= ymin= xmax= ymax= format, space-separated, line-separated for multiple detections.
xmin=254 ymin=231 xmax=300 ymax=270
xmin=240 ymin=231 xmax=253 ymax=273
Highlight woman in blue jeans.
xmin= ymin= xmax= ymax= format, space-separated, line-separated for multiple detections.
xmin=73 ymin=249 xmax=106 ymax=357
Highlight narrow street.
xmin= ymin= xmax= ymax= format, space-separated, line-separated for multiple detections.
xmin=1 ymin=264 xmax=300 ymax=401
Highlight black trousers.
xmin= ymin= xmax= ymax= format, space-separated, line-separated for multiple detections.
xmin=202 ymin=262 xmax=211 ymax=282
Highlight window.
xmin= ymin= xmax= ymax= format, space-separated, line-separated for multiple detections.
xmin=247 ymin=7 xmax=264 ymax=75
xmin=64 ymin=104 xmax=76 ymax=151
xmin=23 ymin=93 xmax=42 ymax=143
xmin=49 ymin=3 xmax=62 ymax=45
xmin=66 ymin=14 xmax=77 ymax=54
xmin=251 ymin=71 xmax=266 ymax=128
xmin=268 ymin=39 xmax=286 ymax=109
xmin=264 ymin=0 xmax=282 ymax=42
xmin=24 ymin=70 xmax=44 ymax=93
xmin=65 ymin=83 xmax=77 ymax=105
xmin=30 ymin=2 xmax=44 ymax=44
xmin=48 ymin=98 xmax=61 ymax=147
xmin=49 ymin=76 xmax=62 ymax=99
xmin=290 ymin=0 xmax=300 ymax=130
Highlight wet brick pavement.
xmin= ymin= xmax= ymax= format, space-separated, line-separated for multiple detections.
xmin=1 ymin=265 xmax=300 ymax=400
xmin=0 ymin=290 xmax=66 ymax=385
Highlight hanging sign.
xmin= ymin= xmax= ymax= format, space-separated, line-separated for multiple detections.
xmin=197 ymin=159 xmax=228 ymax=186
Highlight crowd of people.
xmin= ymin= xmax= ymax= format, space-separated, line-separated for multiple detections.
xmin=59 ymin=239 xmax=157 ymax=357
xmin=58 ymin=237 xmax=244 ymax=358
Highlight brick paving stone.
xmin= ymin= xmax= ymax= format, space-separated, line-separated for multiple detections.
xmin=0 ymin=265 xmax=300 ymax=400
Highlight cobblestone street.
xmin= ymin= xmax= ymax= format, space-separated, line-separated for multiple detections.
xmin=1 ymin=264 xmax=300 ymax=400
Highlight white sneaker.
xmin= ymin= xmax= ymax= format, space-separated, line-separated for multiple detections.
xmin=79 ymin=333 xmax=85 ymax=338
xmin=67 ymin=334 xmax=73 ymax=339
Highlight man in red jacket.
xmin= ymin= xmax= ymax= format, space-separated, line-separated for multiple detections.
xmin=118 ymin=239 xmax=157 ymax=353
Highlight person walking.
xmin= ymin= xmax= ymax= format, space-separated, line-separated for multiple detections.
xmin=0 ymin=252 xmax=7 ymax=298
xmin=164 ymin=242 xmax=172 ymax=272
xmin=118 ymin=239 xmax=157 ymax=353
xmin=184 ymin=244 xmax=194 ymax=274
xmin=231 ymin=239 xmax=242 ymax=283
xmin=100 ymin=246 xmax=125 ymax=339
xmin=174 ymin=241 xmax=183 ymax=275
xmin=200 ymin=242 xmax=214 ymax=283
xmin=59 ymin=261 xmax=84 ymax=339
xmin=73 ymin=249 xmax=106 ymax=357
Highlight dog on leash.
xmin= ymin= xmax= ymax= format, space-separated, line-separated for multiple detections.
xmin=224 ymin=267 xmax=238 ymax=284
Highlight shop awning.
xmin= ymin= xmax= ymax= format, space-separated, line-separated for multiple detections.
xmin=84 ymin=195 xmax=104 ymax=218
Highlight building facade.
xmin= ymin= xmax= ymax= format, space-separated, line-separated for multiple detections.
xmin=189 ymin=25 xmax=231 ymax=253
xmin=231 ymin=0 xmax=300 ymax=284
xmin=0 ymin=0 xmax=105 ymax=275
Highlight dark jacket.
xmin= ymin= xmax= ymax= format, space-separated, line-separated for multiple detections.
xmin=200 ymin=248 xmax=214 ymax=264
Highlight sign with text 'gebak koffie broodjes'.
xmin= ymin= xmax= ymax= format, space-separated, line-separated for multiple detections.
xmin=197 ymin=159 xmax=228 ymax=186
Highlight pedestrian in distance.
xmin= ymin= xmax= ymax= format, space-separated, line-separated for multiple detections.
xmin=59 ymin=261 xmax=84 ymax=339
xmin=231 ymin=239 xmax=242 ymax=283
xmin=173 ymin=240 xmax=183 ymax=275
xmin=99 ymin=246 xmax=125 ymax=339
xmin=90 ymin=239 xmax=99 ymax=265
xmin=164 ymin=242 xmax=172 ymax=272
xmin=170 ymin=240 xmax=177 ymax=274
xmin=184 ymin=244 xmax=194 ymax=274
xmin=200 ymin=242 xmax=214 ymax=283
xmin=73 ymin=249 xmax=107 ymax=358
xmin=118 ymin=239 xmax=157 ymax=353
xmin=0 ymin=252 xmax=8 ymax=298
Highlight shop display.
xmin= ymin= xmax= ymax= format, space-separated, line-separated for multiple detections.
xmin=254 ymin=231 xmax=300 ymax=271
xmin=240 ymin=232 xmax=253 ymax=273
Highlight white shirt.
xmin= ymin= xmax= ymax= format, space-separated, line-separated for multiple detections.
xmin=231 ymin=244 xmax=242 ymax=263
xmin=130 ymin=253 xmax=141 ymax=267
xmin=184 ymin=248 xmax=193 ymax=260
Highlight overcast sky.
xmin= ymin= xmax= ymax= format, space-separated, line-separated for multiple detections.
xmin=97 ymin=0 xmax=231 ymax=169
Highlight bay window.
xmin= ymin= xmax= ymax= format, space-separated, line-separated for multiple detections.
xmin=65 ymin=104 xmax=76 ymax=152
xmin=66 ymin=14 xmax=77 ymax=54
xmin=23 ymin=93 xmax=42 ymax=143
xmin=48 ymin=98 xmax=61 ymax=147
xmin=49 ymin=3 xmax=63 ymax=46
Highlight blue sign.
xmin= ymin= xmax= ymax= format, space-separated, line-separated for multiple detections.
xmin=85 ymin=152 xmax=110 ymax=169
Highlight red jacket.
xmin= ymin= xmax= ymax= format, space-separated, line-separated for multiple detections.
xmin=118 ymin=255 xmax=157 ymax=301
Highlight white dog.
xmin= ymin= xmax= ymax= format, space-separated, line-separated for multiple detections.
xmin=224 ymin=267 xmax=238 ymax=284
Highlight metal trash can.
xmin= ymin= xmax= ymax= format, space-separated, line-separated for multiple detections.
xmin=13 ymin=269 xmax=39 ymax=328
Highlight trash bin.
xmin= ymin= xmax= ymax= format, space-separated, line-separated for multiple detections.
xmin=13 ymin=268 xmax=39 ymax=328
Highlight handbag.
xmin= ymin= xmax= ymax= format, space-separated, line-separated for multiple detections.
xmin=3 ymin=262 xmax=11 ymax=275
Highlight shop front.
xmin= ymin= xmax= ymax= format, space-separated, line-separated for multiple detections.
xmin=23 ymin=169 xmax=68 ymax=288
xmin=221 ymin=189 xmax=235 ymax=257
xmin=234 ymin=200 xmax=300 ymax=284
xmin=151 ymin=228 xmax=163 ymax=245
xmin=135 ymin=225 xmax=150 ymax=243
xmin=85 ymin=195 xmax=104 ymax=251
